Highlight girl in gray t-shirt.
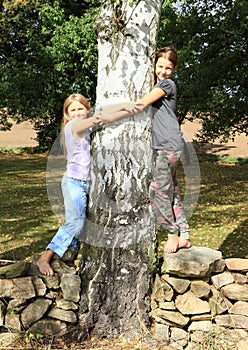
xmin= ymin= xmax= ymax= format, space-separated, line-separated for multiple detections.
xmin=97 ymin=47 xmax=191 ymax=254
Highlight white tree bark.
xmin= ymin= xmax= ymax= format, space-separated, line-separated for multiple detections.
xmin=78 ymin=0 xmax=162 ymax=340
xmin=85 ymin=0 xmax=162 ymax=248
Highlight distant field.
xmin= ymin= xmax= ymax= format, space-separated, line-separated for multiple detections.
xmin=0 ymin=119 xmax=247 ymax=158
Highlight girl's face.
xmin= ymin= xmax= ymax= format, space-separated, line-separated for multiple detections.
xmin=155 ymin=57 xmax=176 ymax=82
xmin=67 ymin=101 xmax=88 ymax=120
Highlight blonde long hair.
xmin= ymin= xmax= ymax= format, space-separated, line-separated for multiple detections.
xmin=61 ymin=94 xmax=92 ymax=154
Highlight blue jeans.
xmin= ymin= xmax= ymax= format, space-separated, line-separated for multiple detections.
xmin=47 ymin=176 xmax=89 ymax=257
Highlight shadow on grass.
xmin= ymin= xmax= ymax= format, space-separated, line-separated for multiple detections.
xmin=0 ymin=229 xmax=57 ymax=261
xmin=219 ymin=219 xmax=248 ymax=258
xmin=0 ymin=153 xmax=61 ymax=261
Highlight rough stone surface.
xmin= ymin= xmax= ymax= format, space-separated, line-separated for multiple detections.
xmin=60 ymin=273 xmax=81 ymax=302
xmin=29 ymin=319 xmax=67 ymax=335
xmin=229 ymin=301 xmax=248 ymax=317
xmin=153 ymin=322 xmax=170 ymax=342
xmin=162 ymin=274 xmax=190 ymax=294
xmin=151 ymin=308 xmax=189 ymax=327
xmin=0 ymin=258 xmax=78 ymax=342
xmin=215 ymin=314 xmax=248 ymax=329
xmin=161 ymin=246 xmax=224 ymax=277
xmin=21 ymin=298 xmax=52 ymax=328
xmin=48 ymin=307 xmax=77 ymax=323
xmin=208 ymin=286 xmax=232 ymax=316
xmin=1 ymin=250 xmax=248 ymax=349
xmin=211 ymin=271 xmax=234 ymax=289
xmin=176 ymin=291 xmax=210 ymax=315
xmin=0 ymin=261 xmax=30 ymax=278
xmin=151 ymin=251 xmax=248 ymax=348
xmin=222 ymin=283 xmax=248 ymax=301
xmin=0 ymin=277 xmax=36 ymax=299
xmin=225 ymin=258 xmax=248 ymax=271
xmin=190 ymin=280 xmax=211 ymax=298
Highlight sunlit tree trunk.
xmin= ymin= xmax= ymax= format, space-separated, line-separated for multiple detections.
xmin=77 ymin=0 xmax=162 ymax=339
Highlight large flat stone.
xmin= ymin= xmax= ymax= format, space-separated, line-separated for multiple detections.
xmin=161 ymin=246 xmax=224 ymax=277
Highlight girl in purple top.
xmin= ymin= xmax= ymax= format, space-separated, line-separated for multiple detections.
xmin=37 ymin=94 xmax=100 ymax=276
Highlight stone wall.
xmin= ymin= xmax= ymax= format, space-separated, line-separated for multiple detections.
xmin=0 ymin=246 xmax=248 ymax=350
xmin=151 ymin=246 xmax=248 ymax=350
xmin=0 ymin=256 xmax=81 ymax=346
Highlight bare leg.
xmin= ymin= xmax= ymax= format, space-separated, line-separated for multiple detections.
xmin=164 ymin=235 xmax=180 ymax=254
xmin=36 ymin=249 xmax=55 ymax=276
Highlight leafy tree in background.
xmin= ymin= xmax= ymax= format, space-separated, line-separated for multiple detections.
xmin=0 ymin=0 xmax=100 ymax=149
xmin=0 ymin=0 xmax=247 ymax=149
xmin=158 ymin=0 xmax=248 ymax=142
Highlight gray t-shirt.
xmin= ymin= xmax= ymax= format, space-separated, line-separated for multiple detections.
xmin=151 ymin=79 xmax=184 ymax=152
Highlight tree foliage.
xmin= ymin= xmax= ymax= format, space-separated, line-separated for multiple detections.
xmin=0 ymin=0 xmax=247 ymax=148
xmin=158 ymin=0 xmax=248 ymax=141
xmin=0 ymin=0 xmax=100 ymax=149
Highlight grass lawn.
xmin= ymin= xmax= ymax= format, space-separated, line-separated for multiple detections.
xmin=0 ymin=150 xmax=247 ymax=262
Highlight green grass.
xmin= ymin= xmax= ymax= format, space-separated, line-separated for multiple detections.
xmin=0 ymin=151 xmax=58 ymax=261
xmin=0 ymin=150 xmax=247 ymax=262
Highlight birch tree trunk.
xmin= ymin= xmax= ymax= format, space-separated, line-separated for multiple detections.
xmin=77 ymin=0 xmax=162 ymax=340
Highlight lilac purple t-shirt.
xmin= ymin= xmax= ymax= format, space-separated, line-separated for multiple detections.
xmin=63 ymin=118 xmax=91 ymax=181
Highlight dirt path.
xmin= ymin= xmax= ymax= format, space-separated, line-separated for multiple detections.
xmin=0 ymin=119 xmax=247 ymax=158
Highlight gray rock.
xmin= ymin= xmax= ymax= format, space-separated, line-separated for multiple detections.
xmin=231 ymin=272 xmax=247 ymax=284
xmin=190 ymin=280 xmax=211 ymax=298
xmin=158 ymin=301 xmax=176 ymax=310
xmin=0 ymin=261 xmax=30 ymax=278
xmin=29 ymin=318 xmax=67 ymax=335
xmin=31 ymin=276 xmax=47 ymax=296
xmin=60 ymin=273 xmax=81 ymax=302
xmin=0 ymin=277 xmax=36 ymax=299
xmin=162 ymin=246 xmax=223 ymax=278
xmin=0 ymin=333 xmax=21 ymax=348
xmin=5 ymin=312 xmax=22 ymax=331
xmin=222 ymin=284 xmax=248 ymax=301
xmin=21 ymin=298 xmax=52 ymax=328
xmin=162 ymin=274 xmax=190 ymax=294
xmin=56 ymin=299 xmax=78 ymax=311
xmin=225 ymin=258 xmax=248 ymax=271
xmin=170 ymin=327 xmax=188 ymax=347
xmin=188 ymin=320 xmax=212 ymax=332
xmin=48 ymin=307 xmax=77 ymax=323
xmin=209 ymin=286 xmax=232 ymax=316
xmin=176 ymin=291 xmax=210 ymax=315
xmin=7 ymin=298 xmax=27 ymax=313
xmin=229 ymin=301 xmax=248 ymax=317
xmin=215 ymin=314 xmax=248 ymax=329
xmin=152 ymin=274 xmax=173 ymax=303
xmin=211 ymin=271 xmax=234 ymax=289
xmin=153 ymin=322 xmax=170 ymax=342
xmin=151 ymin=308 xmax=189 ymax=327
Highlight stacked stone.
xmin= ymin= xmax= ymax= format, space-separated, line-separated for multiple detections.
xmin=1 ymin=247 xmax=248 ymax=349
xmin=0 ymin=257 xmax=81 ymax=345
xmin=151 ymin=246 xmax=248 ymax=350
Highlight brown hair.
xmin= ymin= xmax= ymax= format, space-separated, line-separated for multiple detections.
xmin=154 ymin=46 xmax=178 ymax=81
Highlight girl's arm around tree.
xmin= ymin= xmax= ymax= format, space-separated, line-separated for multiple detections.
xmin=97 ymin=88 xmax=166 ymax=125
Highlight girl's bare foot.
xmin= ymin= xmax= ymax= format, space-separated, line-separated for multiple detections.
xmin=178 ymin=239 xmax=191 ymax=249
xmin=36 ymin=250 xmax=55 ymax=276
xmin=164 ymin=236 xmax=180 ymax=253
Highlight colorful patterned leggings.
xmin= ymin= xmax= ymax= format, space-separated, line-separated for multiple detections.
xmin=149 ymin=149 xmax=190 ymax=240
